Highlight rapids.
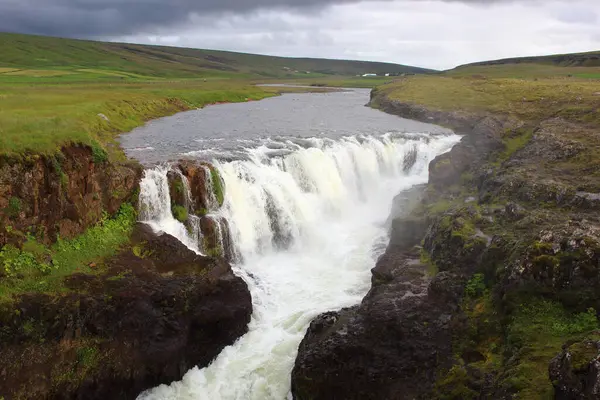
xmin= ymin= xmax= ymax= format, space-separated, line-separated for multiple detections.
xmin=136 ymin=130 xmax=460 ymax=399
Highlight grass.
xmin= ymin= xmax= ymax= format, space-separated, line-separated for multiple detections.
xmin=0 ymin=204 xmax=136 ymax=303
xmin=503 ymin=298 xmax=599 ymax=398
xmin=446 ymin=63 xmax=600 ymax=80
xmin=284 ymin=76 xmax=402 ymax=88
xmin=0 ymin=32 xmax=428 ymax=80
xmin=376 ymin=75 xmax=600 ymax=123
xmin=0 ymin=32 xmax=433 ymax=159
xmin=0 ymin=79 xmax=289 ymax=159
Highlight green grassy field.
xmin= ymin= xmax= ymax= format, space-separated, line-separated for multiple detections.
xmin=0 ymin=79 xmax=295 ymax=159
xmin=376 ymin=74 xmax=600 ymax=124
xmin=0 ymin=32 xmax=425 ymax=158
xmin=0 ymin=32 xmax=430 ymax=80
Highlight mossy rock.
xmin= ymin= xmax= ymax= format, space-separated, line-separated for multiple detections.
xmin=172 ymin=205 xmax=188 ymax=223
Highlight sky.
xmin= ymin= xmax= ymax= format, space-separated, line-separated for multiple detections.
xmin=1 ymin=0 xmax=599 ymax=70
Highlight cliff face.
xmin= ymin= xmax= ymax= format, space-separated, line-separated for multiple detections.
xmin=0 ymin=223 xmax=252 ymax=400
xmin=0 ymin=150 xmax=254 ymax=399
xmin=292 ymin=88 xmax=600 ymax=399
xmin=0 ymin=146 xmax=142 ymax=247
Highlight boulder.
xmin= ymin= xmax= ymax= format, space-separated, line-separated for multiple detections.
xmin=0 ymin=224 xmax=252 ymax=400
xmin=550 ymin=334 xmax=600 ymax=399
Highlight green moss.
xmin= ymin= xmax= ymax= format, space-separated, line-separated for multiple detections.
xmin=91 ymin=142 xmax=108 ymax=164
xmin=465 ymin=274 xmax=486 ymax=298
xmin=503 ymin=298 xmax=599 ymax=398
xmin=174 ymin=180 xmax=184 ymax=195
xmin=569 ymin=341 xmax=599 ymax=371
xmin=76 ymin=346 xmax=99 ymax=368
xmin=172 ymin=205 xmax=188 ymax=223
xmin=427 ymin=200 xmax=454 ymax=214
xmin=420 ymin=249 xmax=439 ymax=277
xmin=6 ymin=197 xmax=22 ymax=218
xmin=434 ymin=364 xmax=479 ymax=400
xmin=0 ymin=203 xmax=136 ymax=303
xmin=210 ymin=167 xmax=225 ymax=207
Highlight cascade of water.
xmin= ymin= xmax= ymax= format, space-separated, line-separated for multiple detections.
xmin=138 ymin=132 xmax=461 ymax=400
xmin=202 ymin=165 xmax=220 ymax=211
xmin=138 ymin=166 xmax=201 ymax=253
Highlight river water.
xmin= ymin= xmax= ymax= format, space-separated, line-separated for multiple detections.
xmin=126 ymin=89 xmax=460 ymax=400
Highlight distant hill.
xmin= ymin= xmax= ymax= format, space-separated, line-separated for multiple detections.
xmin=0 ymin=32 xmax=432 ymax=79
xmin=446 ymin=50 xmax=600 ymax=79
xmin=455 ymin=50 xmax=600 ymax=69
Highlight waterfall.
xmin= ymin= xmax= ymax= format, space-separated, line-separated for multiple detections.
xmin=138 ymin=166 xmax=201 ymax=253
xmin=138 ymin=132 xmax=461 ymax=400
xmin=202 ymin=165 xmax=221 ymax=211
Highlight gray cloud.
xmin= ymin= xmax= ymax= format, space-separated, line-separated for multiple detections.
xmin=1 ymin=0 xmax=515 ymax=37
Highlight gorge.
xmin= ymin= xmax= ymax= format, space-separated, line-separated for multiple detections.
xmin=128 ymin=89 xmax=460 ymax=399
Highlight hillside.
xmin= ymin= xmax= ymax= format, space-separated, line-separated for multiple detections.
xmin=0 ymin=32 xmax=431 ymax=80
xmin=457 ymin=50 xmax=600 ymax=68
xmin=447 ymin=50 xmax=600 ymax=79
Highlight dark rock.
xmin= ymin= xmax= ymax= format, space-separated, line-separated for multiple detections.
xmin=550 ymin=334 xmax=600 ymax=399
xmin=291 ymin=263 xmax=465 ymax=400
xmin=0 ymin=224 xmax=252 ymax=400
xmin=292 ymin=186 xmax=467 ymax=400
xmin=504 ymin=202 xmax=526 ymax=220
xmin=503 ymin=221 xmax=600 ymax=311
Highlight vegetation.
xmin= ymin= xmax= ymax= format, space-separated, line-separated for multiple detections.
xmin=375 ymin=57 xmax=600 ymax=398
xmin=502 ymin=298 xmax=599 ymax=398
xmin=0 ymin=32 xmax=429 ymax=159
xmin=0 ymin=33 xmax=429 ymax=80
xmin=172 ymin=205 xmax=189 ymax=223
xmin=210 ymin=167 xmax=225 ymax=207
xmin=376 ymin=75 xmax=600 ymax=124
xmin=0 ymin=203 xmax=136 ymax=303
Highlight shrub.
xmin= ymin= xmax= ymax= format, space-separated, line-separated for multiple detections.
xmin=465 ymin=274 xmax=486 ymax=298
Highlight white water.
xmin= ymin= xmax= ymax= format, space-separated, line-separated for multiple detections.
xmin=138 ymin=133 xmax=460 ymax=400
xmin=138 ymin=166 xmax=201 ymax=253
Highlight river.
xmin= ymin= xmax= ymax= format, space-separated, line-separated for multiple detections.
xmin=123 ymin=89 xmax=460 ymax=399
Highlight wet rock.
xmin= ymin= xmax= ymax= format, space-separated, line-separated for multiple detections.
xmin=167 ymin=169 xmax=187 ymax=212
xmin=292 ymin=186 xmax=467 ymax=400
xmin=423 ymin=211 xmax=489 ymax=274
xmin=292 ymin=261 xmax=465 ymax=400
xmin=175 ymin=160 xmax=213 ymax=214
xmin=0 ymin=224 xmax=252 ymax=400
xmin=550 ymin=334 xmax=600 ymax=399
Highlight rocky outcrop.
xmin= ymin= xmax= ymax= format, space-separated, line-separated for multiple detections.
xmin=0 ymin=223 xmax=252 ymax=400
xmin=292 ymin=181 xmax=472 ymax=399
xmin=0 ymin=145 xmax=142 ymax=247
xmin=165 ymin=161 xmax=234 ymax=260
xmin=550 ymin=334 xmax=600 ymax=399
xmin=292 ymin=85 xmax=600 ymax=400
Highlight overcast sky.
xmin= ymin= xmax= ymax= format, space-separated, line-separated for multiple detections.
xmin=2 ymin=0 xmax=599 ymax=69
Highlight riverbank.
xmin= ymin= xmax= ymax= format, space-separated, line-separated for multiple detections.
xmin=292 ymin=74 xmax=600 ymax=399
xmin=0 ymin=79 xmax=338 ymax=161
